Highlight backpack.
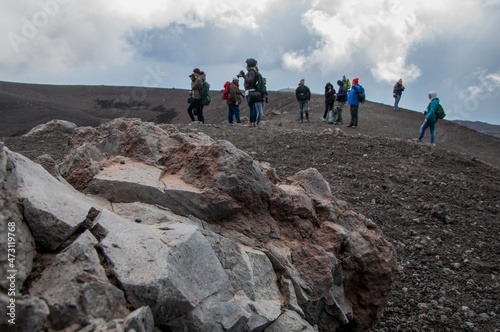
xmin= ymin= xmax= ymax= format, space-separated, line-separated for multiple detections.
xmin=255 ymin=72 xmax=265 ymax=93
xmin=222 ymin=81 xmax=231 ymax=100
xmin=356 ymin=85 xmax=365 ymax=103
xmin=326 ymin=107 xmax=337 ymax=124
xmin=200 ymin=81 xmax=211 ymax=105
xmin=436 ymin=103 xmax=446 ymax=119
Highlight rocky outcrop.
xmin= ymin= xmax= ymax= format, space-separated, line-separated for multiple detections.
xmin=0 ymin=118 xmax=396 ymax=331
xmin=24 ymin=119 xmax=77 ymax=136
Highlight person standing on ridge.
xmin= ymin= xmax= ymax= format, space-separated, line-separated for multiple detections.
xmin=343 ymin=75 xmax=351 ymax=91
xmin=393 ymin=78 xmax=405 ymax=110
xmin=323 ymin=82 xmax=336 ymax=121
xmin=187 ymin=68 xmax=204 ymax=123
xmin=347 ymin=78 xmax=363 ymax=128
xmin=295 ymin=79 xmax=311 ymax=123
xmin=256 ymin=77 xmax=268 ymax=125
xmin=417 ymin=91 xmax=440 ymax=144
xmin=335 ymin=79 xmax=348 ymax=125
xmin=239 ymin=58 xmax=259 ymax=127
xmin=226 ymin=77 xmax=242 ymax=124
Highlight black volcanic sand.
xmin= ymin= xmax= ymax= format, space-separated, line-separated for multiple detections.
xmin=1 ymin=82 xmax=499 ymax=331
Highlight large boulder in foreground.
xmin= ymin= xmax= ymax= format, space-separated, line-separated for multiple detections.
xmin=0 ymin=118 xmax=397 ymax=332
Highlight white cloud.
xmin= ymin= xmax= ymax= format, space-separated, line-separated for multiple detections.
xmin=459 ymin=69 xmax=500 ymax=102
xmin=100 ymin=0 xmax=281 ymax=30
xmin=283 ymin=52 xmax=307 ymax=71
xmin=282 ymin=0 xmax=483 ymax=83
xmin=0 ymin=0 xmax=282 ymax=76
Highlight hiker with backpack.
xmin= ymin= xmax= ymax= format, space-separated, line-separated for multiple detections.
xmin=335 ymin=79 xmax=348 ymax=125
xmin=417 ymin=91 xmax=444 ymax=144
xmin=256 ymin=77 xmax=268 ymax=125
xmin=343 ymin=75 xmax=351 ymax=91
xmin=347 ymin=78 xmax=364 ymax=128
xmin=393 ymin=79 xmax=405 ymax=110
xmin=323 ymin=82 xmax=336 ymax=122
xmin=187 ymin=68 xmax=205 ymax=123
xmin=223 ymin=77 xmax=242 ymax=124
xmin=296 ymin=79 xmax=311 ymax=123
xmin=239 ymin=58 xmax=260 ymax=127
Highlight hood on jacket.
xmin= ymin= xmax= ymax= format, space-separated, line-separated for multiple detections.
xmin=246 ymin=58 xmax=257 ymax=68
xmin=337 ymin=80 xmax=344 ymax=87
xmin=429 ymin=91 xmax=437 ymax=100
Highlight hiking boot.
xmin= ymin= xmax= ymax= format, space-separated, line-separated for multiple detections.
xmin=346 ymin=124 xmax=352 ymax=127
xmin=351 ymin=125 xmax=357 ymax=128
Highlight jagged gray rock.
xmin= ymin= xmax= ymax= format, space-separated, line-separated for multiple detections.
xmin=265 ymin=310 xmax=318 ymax=332
xmin=95 ymin=209 xmax=253 ymax=329
xmin=29 ymin=230 xmax=128 ymax=329
xmin=0 ymin=293 xmax=50 ymax=332
xmin=0 ymin=119 xmax=397 ymax=331
xmin=124 ymin=306 xmax=155 ymax=332
xmin=4 ymin=150 xmax=94 ymax=251
xmin=25 ymin=119 xmax=78 ymax=136
xmin=0 ymin=145 xmax=36 ymax=292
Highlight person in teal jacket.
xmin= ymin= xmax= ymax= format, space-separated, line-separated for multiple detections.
xmin=417 ymin=91 xmax=440 ymax=144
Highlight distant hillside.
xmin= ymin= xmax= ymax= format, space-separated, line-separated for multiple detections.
xmin=452 ymin=120 xmax=500 ymax=139
xmin=277 ymin=88 xmax=295 ymax=93
xmin=1 ymin=80 xmax=499 ymax=168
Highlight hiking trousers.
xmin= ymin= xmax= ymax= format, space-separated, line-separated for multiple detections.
xmin=349 ymin=104 xmax=359 ymax=126
xmin=299 ymin=100 xmax=309 ymax=121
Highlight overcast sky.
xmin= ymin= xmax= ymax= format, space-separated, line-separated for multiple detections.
xmin=2 ymin=0 xmax=500 ymax=125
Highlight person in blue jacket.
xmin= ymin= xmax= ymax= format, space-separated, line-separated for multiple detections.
xmin=417 ymin=91 xmax=440 ymax=144
xmin=347 ymin=78 xmax=363 ymax=128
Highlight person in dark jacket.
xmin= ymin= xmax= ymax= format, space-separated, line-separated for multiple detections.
xmin=335 ymin=80 xmax=348 ymax=125
xmin=393 ymin=79 xmax=405 ymax=110
xmin=256 ymin=78 xmax=268 ymax=125
xmin=239 ymin=58 xmax=259 ymax=127
xmin=295 ymin=79 xmax=311 ymax=123
xmin=187 ymin=68 xmax=204 ymax=122
xmin=323 ymin=82 xmax=336 ymax=121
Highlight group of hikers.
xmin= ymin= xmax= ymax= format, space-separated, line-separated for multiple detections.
xmin=186 ymin=58 xmax=444 ymax=143
xmin=298 ymin=75 xmax=364 ymax=128
xmin=187 ymin=58 xmax=268 ymax=127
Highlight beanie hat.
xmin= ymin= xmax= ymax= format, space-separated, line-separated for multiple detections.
xmin=246 ymin=58 xmax=258 ymax=68
xmin=429 ymin=91 xmax=437 ymax=99
xmin=353 ymin=78 xmax=359 ymax=84
xmin=232 ymin=76 xmax=239 ymax=82
xmin=337 ymin=80 xmax=343 ymax=86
